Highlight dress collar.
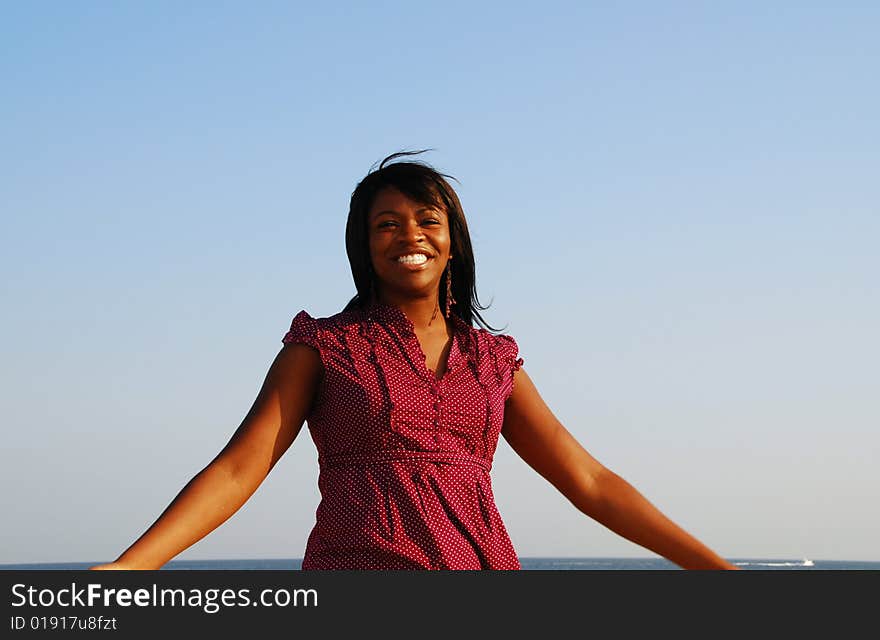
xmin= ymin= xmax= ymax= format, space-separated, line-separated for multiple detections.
xmin=362 ymin=300 xmax=472 ymax=382
xmin=363 ymin=300 xmax=470 ymax=337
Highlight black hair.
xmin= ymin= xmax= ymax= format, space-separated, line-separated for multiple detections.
xmin=342 ymin=150 xmax=501 ymax=332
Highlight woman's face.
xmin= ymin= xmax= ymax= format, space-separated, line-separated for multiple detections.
xmin=367 ymin=186 xmax=452 ymax=304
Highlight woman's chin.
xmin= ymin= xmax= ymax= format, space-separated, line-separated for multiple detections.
xmin=380 ymin=280 xmax=441 ymax=300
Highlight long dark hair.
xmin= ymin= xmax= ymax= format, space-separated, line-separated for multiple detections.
xmin=342 ymin=150 xmax=501 ymax=332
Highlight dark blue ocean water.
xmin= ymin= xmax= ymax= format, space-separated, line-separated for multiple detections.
xmin=3 ymin=558 xmax=878 ymax=570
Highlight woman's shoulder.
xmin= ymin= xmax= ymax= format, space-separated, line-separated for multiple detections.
xmin=282 ymin=307 xmax=365 ymax=347
xmin=290 ymin=307 xmax=362 ymax=326
xmin=456 ymin=318 xmax=522 ymax=364
xmin=465 ymin=321 xmax=519 ymax=349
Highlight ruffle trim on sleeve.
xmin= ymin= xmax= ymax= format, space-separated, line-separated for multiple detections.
xmin=494 ymin=334 xmax=524 ymax=373
xmin=492 ymin=333 xmax=524 ymax=402
xmin=512 ymin=355 xmax=524 ymax=372
xmin=282 ymin=310 xmax=321 ymax=351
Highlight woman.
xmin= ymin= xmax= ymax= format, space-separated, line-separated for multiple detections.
xmin=91 ymin=151 xmax=738 ymax=570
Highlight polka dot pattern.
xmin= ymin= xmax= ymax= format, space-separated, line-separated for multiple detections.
xmin=282 ymin=300 xmax=524 ymax=570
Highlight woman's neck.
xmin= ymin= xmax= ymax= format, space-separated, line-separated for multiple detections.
xmin=373 ymin=293 xmax=448 ymax=333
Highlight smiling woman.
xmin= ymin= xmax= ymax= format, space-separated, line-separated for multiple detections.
xmin=341 ymin=151 xmax=488 ymax=330
xmin=367 ymin=188 xmax=452 ymax=317
xmin=90 ymin=150 xmax=738 ymax=571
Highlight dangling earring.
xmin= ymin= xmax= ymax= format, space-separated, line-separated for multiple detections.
xmin=445 ymin=260 xmax=456 ymax=318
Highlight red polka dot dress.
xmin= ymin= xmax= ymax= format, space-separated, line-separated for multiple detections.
xmin=281 ymin=300 xmax=524 ymax=570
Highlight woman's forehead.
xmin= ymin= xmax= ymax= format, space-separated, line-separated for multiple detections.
xmin=368 ymin=187 xmax=447 ymax=218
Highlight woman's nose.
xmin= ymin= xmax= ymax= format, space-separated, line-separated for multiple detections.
xmin=399 ymin=220 xmax=424 ymax=241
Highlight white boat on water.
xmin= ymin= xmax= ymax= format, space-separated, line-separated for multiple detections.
xmin=802 ymin=558 xmax=814 ymax=567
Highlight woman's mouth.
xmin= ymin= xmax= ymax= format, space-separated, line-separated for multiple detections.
xmin=395 ymin=253 xmax=432 ymax=270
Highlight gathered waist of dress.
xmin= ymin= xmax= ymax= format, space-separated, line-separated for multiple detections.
xmin=319 ymin=449 xmax=492 ymax=473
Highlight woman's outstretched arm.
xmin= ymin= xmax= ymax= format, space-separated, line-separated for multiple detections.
xmin=90 ymin=343 xmax=322 ymax=570
xmin=501 ymin=367 xmax=738 ymax=570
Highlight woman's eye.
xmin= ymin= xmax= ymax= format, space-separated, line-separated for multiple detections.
xmin=378 ymin=221 xmax=396 ymax=228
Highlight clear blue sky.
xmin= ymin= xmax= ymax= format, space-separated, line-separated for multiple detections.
xmin=2 ymin=2 xmax=877 ymax=564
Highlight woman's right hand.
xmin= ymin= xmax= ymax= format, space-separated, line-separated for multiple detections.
xmin=88 ymin=341 xmax=321 ymax=572
xmin=88 ymin=561 xmax=132 ymax=570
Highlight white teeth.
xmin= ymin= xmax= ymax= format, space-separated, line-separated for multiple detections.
xmin=397 ymin=254 xmax=428 ymax=264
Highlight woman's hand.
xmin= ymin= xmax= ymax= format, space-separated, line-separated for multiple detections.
xmin=502 ymin=367 xmax=739 ymax=570
xmin=88 ymin=561 xmax=132 ymax=570
xmin=92 ymin=341 xmax=322 ymax=571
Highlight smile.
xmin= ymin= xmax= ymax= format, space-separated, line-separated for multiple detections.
xmin=395 ymin=254 xmax=432 ymax=270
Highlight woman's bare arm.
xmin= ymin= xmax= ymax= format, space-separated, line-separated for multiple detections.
xmin=501 ymin=367 xmax=738 ymax=570
xmin=90 ymin=343 xmax=322 ymax=570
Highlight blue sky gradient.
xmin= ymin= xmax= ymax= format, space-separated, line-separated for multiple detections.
xmin=2 ymin=2 xmax=877 ymax=563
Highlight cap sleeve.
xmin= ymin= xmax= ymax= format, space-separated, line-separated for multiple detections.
xmin=493 ymin=333 xmax=524 ymax=401
xmin=282 ymin=310 xmax=321 ymax=352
